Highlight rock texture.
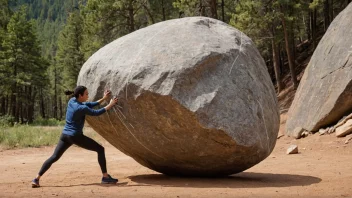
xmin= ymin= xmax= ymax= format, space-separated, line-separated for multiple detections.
xmin=77 ymin=17 xmax=279 ymax=176
xmin=286 ymin=3 xmax=352 ymax=136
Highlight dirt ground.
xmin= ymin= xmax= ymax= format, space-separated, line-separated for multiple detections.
xmin=0 ymin=114 xmax=352 ymax=198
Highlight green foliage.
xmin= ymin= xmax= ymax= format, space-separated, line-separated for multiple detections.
xmin=0 ymin=5 xmax=49 ymax=122
xmin=31 ymin=117 xmax=65 ymax=126
xmin=148 ymin=0 xmax=179 ymax=22
xmin=81 ymin=0 xmax=153 ymax=58
xmin=1 ymin=6 xmax=48 ymax=90
xmin=1 ymin=0 xmax=350 ymax=122
xmin=56 ymin=10 xmax=84 ymax=89
xmin=0 ymin=0 xmax=12 ymax=29
xmin=173 ymin=0 xmax=199 ymax=16
xmin=228 ymin=1 xmax=277 ymax=58
xmin=228 ymin=0 xmax=311 ymax=59
xmin=309 ymin=0 xmax=324 ymax=9
xmin=10 ymin=0 xmax=80 ymax=58
xmin=0 ymin=115 xmax=15 ymax=127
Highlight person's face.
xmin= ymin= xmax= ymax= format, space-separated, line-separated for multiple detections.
xmin=79 ymin=89 xmax=89 ymax=102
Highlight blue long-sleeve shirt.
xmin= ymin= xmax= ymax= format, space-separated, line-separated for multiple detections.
xmin=62 ymin=98 xmax=106 ymax=136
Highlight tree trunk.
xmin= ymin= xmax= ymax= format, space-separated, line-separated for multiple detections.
xmin=162 ymin=0 xmax=166 ymax=21
xmin=46 ymin=97 xmax=50 ymax=119
xmin=270 ymin=23 xmax=284 ymax=93
xmin=304 ymin=12 xmax=311 ymax=40
xmin=330 ymin=0 xmax=334 ymax=22
xmin=53 ymin=96 xmax=58 ymax=119
xmin=0 ymin=96 xmax=5 ymax=115
xmin=24 ymin=86 xmax=28 ymax=123
xmin=128 ymin=1 xmax=135 ymax=32
xmin=5 ymin=95 xmax=9 ymax=115
xmin=28 ymin=86 xmax=36 ymax=123
xmin=142 ymin=3 xmax=155 ymax=23
xmin=11 ymin=63 xmax=17 ymax=120
xmin=209 ymin=0 xmax=218 ymax=19
xmin=272 ymin=38 xmax=284 ymax=93
xmin=221 ymin=0 xmax=225 ymax=22
xmin=290 ymin=22 xmax=296 ymax=62
xmin=24 ymin=86 xmax=28 ymax=122
xmin=59 ymin=96 xmax=63 ymax=120
xmin=324 ymin=0 xmax=330 ymax=31
xmin=297 ymin=24 xmax=302 ymax=43
xmin=310 ymin=5 xmax=317 ymax=49
xmin=313 ymin=7 xmax=317 ymax=47
xmin=54 ymin=65 xmax=58 ymax=119
xmin=40 ymin=88 xmax=46 ymax=119
xmin=15 ymin=88 xmax=20 ymax=123
xmin=199 ymin=0 xmax=205 ymax=16
xmin=20 ymin=99 xmax=23 ymax=124
xmin=281 ymin=13 xmax=298 ymax=89
xmin=279 ymin=45 xmax=284 ymax=75
xmin=310 ymin=9 xmax=313 ymax=44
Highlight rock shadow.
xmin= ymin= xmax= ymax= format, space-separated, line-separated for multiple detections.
xmin=128 ymin=172 xmax=321 ymax=188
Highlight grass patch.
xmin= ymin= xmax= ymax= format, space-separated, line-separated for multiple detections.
xmin=0 ymin=125 xmax=62 ymax=150
xmin=0 ymin=116 xmax=65 ymax=127
xmin=0 ymin=125 xmax=102 ymax=150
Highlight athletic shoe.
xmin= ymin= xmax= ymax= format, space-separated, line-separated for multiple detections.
xmin=101 ymin=174 xmax=118 ymax=184
xmin=31 ymin=178 xmax=40 ymax=188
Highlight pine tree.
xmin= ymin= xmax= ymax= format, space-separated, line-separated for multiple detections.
xmin=0 ymin=0 xmax=12 ymax=115
xmin=0 ymin=6 xmax=48 ymax=122
xmin=229 ymin=1 xmax=282 ymax=89
xmin=173 ymin=0 xmax=220 ymax=18
xmin=147 ymin=0 xmax=178 ymax=22
xmin=0 ymin=0 xmax=11 ymax=29
xmin=56 ymin=10 xmax=84 ymax=90
xmin=81 ymin=0 xmax=150 ymax=59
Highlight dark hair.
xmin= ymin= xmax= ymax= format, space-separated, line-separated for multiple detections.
xmin=64 ymin=86 xmax=87 ymax=98
xmin=64 ymin=90 xmax=74 ymax=96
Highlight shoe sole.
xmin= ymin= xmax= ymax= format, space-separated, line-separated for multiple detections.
xmin=101 ymin=181 xmax=118 ymax=184
xmin=31 ymin=183 xmax=40 ymax=188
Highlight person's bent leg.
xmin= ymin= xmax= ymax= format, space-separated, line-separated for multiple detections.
xmin=32 ymin=134 xmax=72 ymax=187
xmin=72 ymin=134 xmax=107 ymax=173
xmin=38 ymin=136 xmax=72 ymax=176
xmin=72 ymin=134 xmax=118 ymax=183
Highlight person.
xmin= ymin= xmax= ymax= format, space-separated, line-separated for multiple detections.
xmin=31 ymin=86 xmax=119 ymax=188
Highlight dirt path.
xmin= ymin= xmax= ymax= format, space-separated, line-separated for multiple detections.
xmin=1 ymin=123 xmax=352 ymax=197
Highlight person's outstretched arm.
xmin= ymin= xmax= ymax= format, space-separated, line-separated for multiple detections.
xmin=84 ymin=90 xmax=111 ymax=108
xmin=82 ymin=97 xmax=118 ymax=116
xmin=97 ymin=90 xmax=111 ymax=104
xmin=104 ymin=97 xmax=118 ymax=111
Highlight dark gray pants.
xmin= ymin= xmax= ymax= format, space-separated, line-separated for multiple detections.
xmin=38 ymin=133 xmax=107 ymax=176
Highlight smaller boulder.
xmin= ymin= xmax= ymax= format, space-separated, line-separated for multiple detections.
xmin=286 ymin=145 xmax=298 ymax=154
xmin=292 ymin=127 xmax=305 ymax=139
xmin=328 ymin=127 xmax=335 ymax=134
xmin=345 ymin=134 xmax=352 ymax=144
xmin=319 ymin=128 xmax=329 ymax=136
xmin=301 ymin=131 xmax=309 ymax=138
xmin=336 ymin=119 xmax=352 ymax=137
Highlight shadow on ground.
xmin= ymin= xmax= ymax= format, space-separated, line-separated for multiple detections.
xmin=127 ymin=172 xmax=321 ymax=188
xmin=44 ymin=182 xmax=130 ymax=188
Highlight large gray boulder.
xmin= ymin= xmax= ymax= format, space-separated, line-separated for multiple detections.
xmin=286 ymin=3 xmax=352 ymax=136
xmin=77 ymin=17 xmax=279 ymax=176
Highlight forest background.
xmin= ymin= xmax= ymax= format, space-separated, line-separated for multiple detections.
xmin=0 ymin=0 xmax=350 ymax=125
